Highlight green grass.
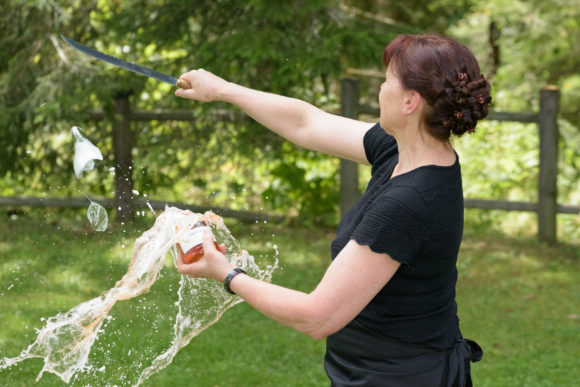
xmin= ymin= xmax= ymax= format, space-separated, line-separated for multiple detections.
xmin=0 ymin=210 xmax=579 ymax=386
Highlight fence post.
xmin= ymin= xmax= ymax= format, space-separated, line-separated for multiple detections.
xmin=112 ymin=93 xmax=135 ymax=222
xmin=340 ymin=78 xmax=361 ymax=218
xmin=537 ymin=86 xmax=559 ymax=244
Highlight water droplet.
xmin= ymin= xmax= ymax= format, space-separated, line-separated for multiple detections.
xmin=146 ymin=201 xmax=155 ymax=214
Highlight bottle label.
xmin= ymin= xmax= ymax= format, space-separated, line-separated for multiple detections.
xmin=179 ymin=225 xmax=214 ymax=252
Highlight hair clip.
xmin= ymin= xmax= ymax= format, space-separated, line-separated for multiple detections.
xmin=477 ymin=94 xmax=487 ymax=104
xmin=457 ymin=73 xmax=468 ymax=82
xmin=457 ymin=96 xmax=466 ymax=105
xmin=454 ymin=111 xmax=464 ymax=119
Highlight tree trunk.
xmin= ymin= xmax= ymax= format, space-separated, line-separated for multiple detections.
xmin=112 ymin=94 xmax=135 ymax=222
xmin=340 ymin=79 xmax=361 ymax=217
xmin=488 ymin=21 xmax=500 ymax=78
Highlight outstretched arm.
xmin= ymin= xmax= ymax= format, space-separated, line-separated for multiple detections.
xmin=177 ymin=231 xmax=400 ymax=340
xmin=175 ymin=69 xmax=373 ymax=165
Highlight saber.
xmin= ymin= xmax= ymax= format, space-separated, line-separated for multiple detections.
xmin=61 ymin=35 xmax=190 ymax=88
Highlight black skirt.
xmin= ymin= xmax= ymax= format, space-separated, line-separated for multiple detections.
xmin=324 ymin=320 xmax=482 ymax=387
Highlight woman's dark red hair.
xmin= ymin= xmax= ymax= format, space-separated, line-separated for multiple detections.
xmin=383 ymin=34 xmax=491 ymax=139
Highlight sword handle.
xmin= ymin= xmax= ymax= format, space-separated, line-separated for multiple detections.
xmin=177 ymin=78 xmax=191 ymax=89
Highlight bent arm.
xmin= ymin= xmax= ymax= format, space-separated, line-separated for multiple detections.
xmin=227 ymin=239 xmax=400 ymax=339
xmin=175 ymin=69 xmax=373 ymax=164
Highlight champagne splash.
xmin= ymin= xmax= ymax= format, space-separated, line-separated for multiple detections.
xmin=0 ymin=207 xmax=278 ymax=385
xmin=71 ymin=126 xmax=103 ymax=178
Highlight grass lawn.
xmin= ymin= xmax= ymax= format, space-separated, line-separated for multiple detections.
xmin=0 ymin=209 xmax=579 ymax=386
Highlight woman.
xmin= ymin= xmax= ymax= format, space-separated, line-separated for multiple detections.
xmin=175 ymin=33 xmax=490 ymax=386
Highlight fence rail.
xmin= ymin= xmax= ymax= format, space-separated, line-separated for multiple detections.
xmin=464 ymin=199 xmax=579 ymax=214
xmin=1 ymin=81 xmax=578 ymax=243
xmin=0 ymin=196 xmax=285 ymax=224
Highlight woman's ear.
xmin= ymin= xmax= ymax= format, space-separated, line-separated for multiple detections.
xmin=402 ymin=90 xmax=423 ymax=116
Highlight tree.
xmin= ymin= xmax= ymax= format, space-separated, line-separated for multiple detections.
xmin=447 ymin=0 xmax=580 ymax=208
xmin=6 ymin=1 xmax=509 ymax=224
xmin=1 ymin=0 xmax=417 ymax=223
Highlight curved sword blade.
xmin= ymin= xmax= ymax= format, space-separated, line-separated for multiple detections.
xmin=61 ymin=35 xmax=178 ymax=86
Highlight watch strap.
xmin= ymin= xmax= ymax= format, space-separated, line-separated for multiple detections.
xmin=224 ymin=268 xmax=246 ymax=295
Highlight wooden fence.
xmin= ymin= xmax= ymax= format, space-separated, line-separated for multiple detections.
xmin=340 ymin=79 xmax=579 ymax=244
xmin=0 ymin=196 xmax=284 ymax=224
xmin=2 ymin=80 xmax=578 ymax=242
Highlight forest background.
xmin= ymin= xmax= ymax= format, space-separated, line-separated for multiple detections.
xmin=1 ymin=0 xmax=578 ymax=241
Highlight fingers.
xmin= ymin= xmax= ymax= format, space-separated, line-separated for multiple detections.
xmin=175 ymin=69 xmax=201 ymax=99
xmin=202 ymin=229 xmax=217 ymax=252
xmin=177 ymin=228 xmax=234 ymax=282
xmin=176 ymin=247 xmax=193 ymax=275
xmin=174 ymin=68 xmax=225 ymax=102
xmin=176 ymin=78 xmax=191 ymax=89
xmin=174 ymin=83 xmax=196 ymax=99
xmin=175 ymin=70 xmax=194 ymax=99
xmin=200 ymin=230 xmax=226 ymax=255
xmin=176 ymin=249 xmax=185 ymax=265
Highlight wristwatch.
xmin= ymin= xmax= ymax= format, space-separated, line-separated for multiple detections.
xmin=224 ymin=268 xmax=246 ymax=295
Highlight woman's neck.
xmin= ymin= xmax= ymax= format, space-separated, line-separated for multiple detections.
xmin=390 ymin=126 xmax=455 ymax=178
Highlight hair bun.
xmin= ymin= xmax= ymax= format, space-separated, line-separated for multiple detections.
xmin=442 ymin=74 xmax=491 ymax=137
xmin=441 ymin=72 xmax=491 ymax=137
xmin=382 ymin=34 xmax=492 ymax=140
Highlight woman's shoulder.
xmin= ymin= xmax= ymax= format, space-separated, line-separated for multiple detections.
xmin=372 ymin=161 xmax=461 ymax=213
xmin=364 ymin=123 xmax=398 ymax=166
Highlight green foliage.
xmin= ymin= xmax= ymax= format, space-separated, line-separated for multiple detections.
xmin=0 ymin=0 xmax=578 ymax=226
xmin=0 ymin=0 xmax=410 ymax=220
xmin=261 ymin=144 xmax=340 ymax=225
xmin=347 ymin=0 xmax=477 ymax=32
xmin=447 ymin=0 xmax=580 ymax=243
xmin=454 ymin=121 xmax=539 ymax=202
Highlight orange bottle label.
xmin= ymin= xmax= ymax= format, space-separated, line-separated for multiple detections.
xmin=176 ymin=223 xmax=217 ymax=264
xmin=179 ymin=241 xmax=220 ymax=264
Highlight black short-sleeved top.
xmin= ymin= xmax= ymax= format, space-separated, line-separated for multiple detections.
xmin=330 ymin=123 xmax=463 ymax=350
